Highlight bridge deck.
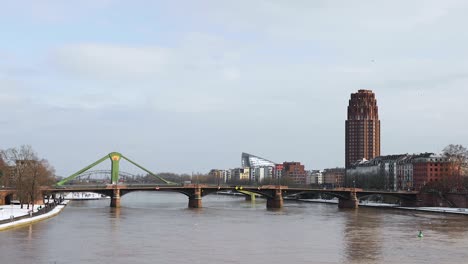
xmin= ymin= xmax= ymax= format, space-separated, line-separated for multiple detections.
xmin=43 ymin=185 xmax=419 ymax=195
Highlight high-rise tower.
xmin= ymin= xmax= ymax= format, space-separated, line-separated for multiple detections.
xmin=345 ymin=89 xmax=380 ymax=169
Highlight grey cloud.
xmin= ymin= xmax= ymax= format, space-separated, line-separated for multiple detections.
xmin=2 ymin=1 xmax=468 ymax=175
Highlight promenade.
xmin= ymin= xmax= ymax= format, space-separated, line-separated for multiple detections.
xmin=297 ymin=198 xmax=468 ymax=215
xmin=0 ymin=201 xmax=68 ymax=231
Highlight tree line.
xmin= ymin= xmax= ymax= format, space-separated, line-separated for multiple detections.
xmin=0 ymin=145 xmax=55 ymax=210
xmin=428 ymin=144 xmax=468 ymax=191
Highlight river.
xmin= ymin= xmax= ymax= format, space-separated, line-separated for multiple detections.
xmin=1 ymin=192 xmax=468 ymax=264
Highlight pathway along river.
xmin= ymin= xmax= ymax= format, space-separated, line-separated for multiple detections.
xmin=1 ymin=192 xmax=468 ymax=264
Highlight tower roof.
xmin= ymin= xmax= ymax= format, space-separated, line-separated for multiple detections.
xmin=347 ymin=89 xmax=379 ymax=120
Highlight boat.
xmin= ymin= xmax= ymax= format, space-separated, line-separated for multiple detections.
xmin=64 ymin=192 xmax=109 ymax=200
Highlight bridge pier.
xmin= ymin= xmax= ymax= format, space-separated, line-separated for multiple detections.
xmin=338 ymin=190 xmax=358 ymax=209
xmin=266 ymin=188 xmax=283 ymax=209
xmin=110 ymin=188 xmax=121 ymax=208
xmin=188 ymin=187 xmax=202 ymax=208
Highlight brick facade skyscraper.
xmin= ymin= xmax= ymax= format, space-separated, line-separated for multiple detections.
xmin=345 ymin=90 xmax=380 ymax=169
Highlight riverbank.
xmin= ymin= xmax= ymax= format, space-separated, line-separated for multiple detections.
xmin=218 ymin=191 xmax=468 ymax=215
xmin=296 ymin=198 xmax=468 ymax=215
xmin=0 ymin=201 xmax=69 ymax=231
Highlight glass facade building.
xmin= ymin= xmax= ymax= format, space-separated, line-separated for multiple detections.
xmin=241 ymin=153 xmax=276 ymax=182
xmin=241 ymin=152 xmax=276 ymax=168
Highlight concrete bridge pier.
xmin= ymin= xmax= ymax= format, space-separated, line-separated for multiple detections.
xmin=188 ymin=187 xmax=202 ymax=208
xmin=110 ymin=188 xmax=121 ymax=208
xmin=338 ymin=190 xmax=358 ymax=209
xmin=266 ymin=188 xmax=283 ymax=209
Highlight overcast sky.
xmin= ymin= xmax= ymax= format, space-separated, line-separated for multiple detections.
xmin=1 ymin=0 xmax=468 ymax=176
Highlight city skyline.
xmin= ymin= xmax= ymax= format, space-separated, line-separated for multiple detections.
xmin=1 ymin=1 xmax=468 ymax=176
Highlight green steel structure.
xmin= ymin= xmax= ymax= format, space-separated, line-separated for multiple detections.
xmin=235 ymin=186 xmax=258 ymax=201
xmin=56 ymin=152 xmax=173 ymax=186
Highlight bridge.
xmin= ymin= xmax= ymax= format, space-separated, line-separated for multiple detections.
xmin=1 ymin=152 xmax=421 ymax=209
xmin=43 ymin=184 xmax=421 ymax=209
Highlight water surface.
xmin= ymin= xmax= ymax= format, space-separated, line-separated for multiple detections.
xmin=1 ymin=192 xmax=467 ymax=264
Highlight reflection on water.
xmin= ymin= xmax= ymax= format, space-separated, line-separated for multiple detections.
xmin=343 ymin=207 xmax=468 ymax=264
xmin=1 ymin=192 xmax=468 ymax=264
xmin=343 ymin=209 xmax=383 ymax=263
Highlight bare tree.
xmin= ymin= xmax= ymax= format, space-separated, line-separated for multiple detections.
xmin=0 ymin=155 xmax=6 ymax=187
xmin=443 ymin=144 xmax=468 ymax=167
xmin=442 ymin=144 xmax=468 ymax=190
xmin=1 ymin=145 xmax=55 ymax=209
xmin=25 ymin=159 xmax=55 ymax=210
xmin=1 ymin=145 xmax=35 ymax=208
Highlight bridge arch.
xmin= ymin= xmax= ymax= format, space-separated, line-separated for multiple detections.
xmin=283 ymin=190 xmax=350 ymax=200
xmin=0 ymin=190 xmax=15 ymax=205
xmin=232 ymin=187 xmax=277 ymax=199
xmin=357 ymin=193 xmax=417 ymax=203
xmin=119 ymin=189 xmax=191 ymax=197
xmin=119 ymin=186 xmax=230 ymax=198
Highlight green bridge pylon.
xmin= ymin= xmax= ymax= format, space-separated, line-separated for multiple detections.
xmin=56 ymin=152 xmax=174 ymax=186
xmin=235 ymin=187 xmax=257 ymax=201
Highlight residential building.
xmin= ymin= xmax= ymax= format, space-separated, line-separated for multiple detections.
xmin=307 ymin=170 xmax=322 ymax=186
xmin=208 ymin=169 xmax=229 ymax=184
xmin=323 ymin=168 xmax=346 ymax=188
xmin=274 ymin=164 xmax=284 ymax=181
xmin=396 ymin=155 xmax=421 ymax=190
xmin=231 ymin=167 xmax=250 ymax=182
xmin=282 ymin=162 xmax=307 ymax=186
xmin=412 ymin=154 xmax=460 ymax=191
xmin=223 ymin=169 xmax=232 ymax=183
xmin=347 ymin=153 xmax=461 ymax=191
xmin=347 ymin=154 xmax=406 ymax=190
